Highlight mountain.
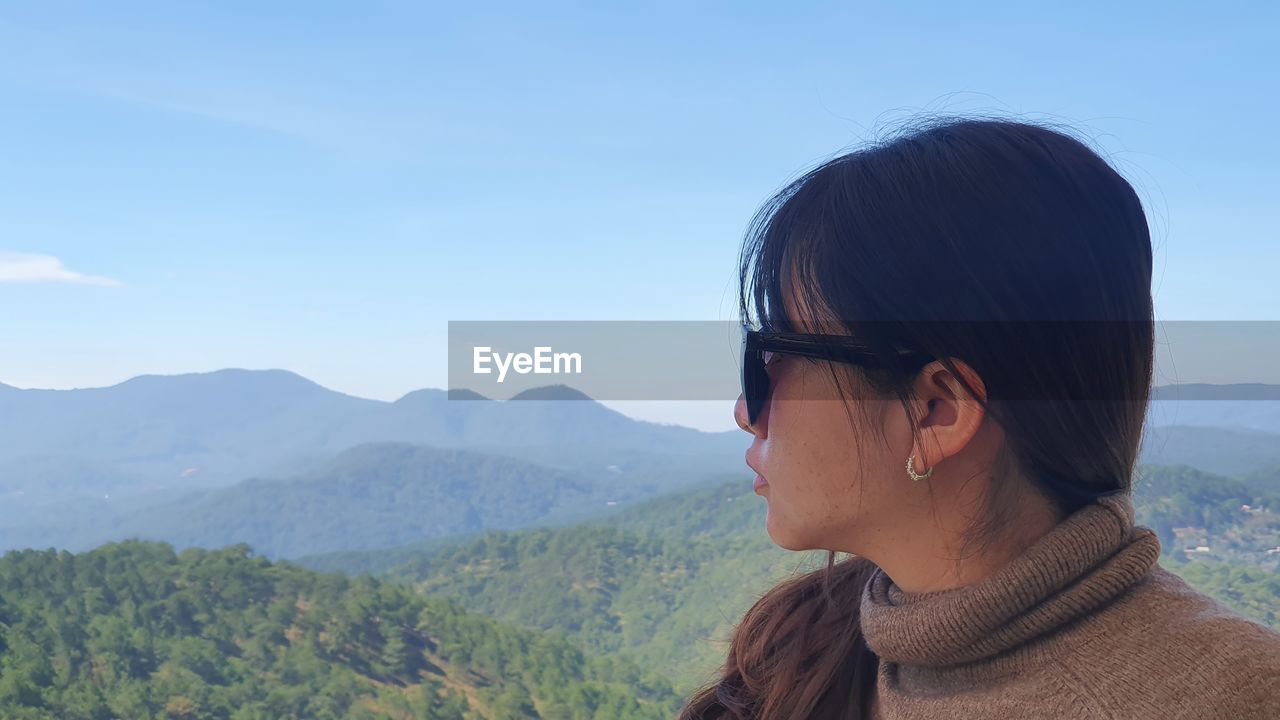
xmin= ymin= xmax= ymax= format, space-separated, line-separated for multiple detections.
xmin=0 ymin=369 xmax=384 ymax=494
xmin=1148 ymin=387 xmax=1280 ymax=434
xmin=296 ymin=464 xmax=1280 ymax=698
xmin=1244 ymin=464 xmax=1280 ymax=496
xmin=1150 ymin=383 xmax=1280 ymax=401
xmin=0 ymin=453 xmax=139 ymax=496
xmin=0 ymin=540 xmax=683 ymax=719
xmin=13 ymin=370 xmax=1280 ymax=560
xmin=0 ymin=370 xmax=744 ymax=482
xmin=1 ymin=442 xmax=679 ymax=559
xmin=0 ymin=370 xmax=745 ymax=529
xmin=508 ymin=385 xmax=596 ymax=401
xmin=1138 ymin=425 xmax=1280 ymax=477
xmin=6 ymin=371 xmax=1280 ymax=511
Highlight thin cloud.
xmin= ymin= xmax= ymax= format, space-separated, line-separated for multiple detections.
xmin=0 ymin=252 xmax=124 ymax=287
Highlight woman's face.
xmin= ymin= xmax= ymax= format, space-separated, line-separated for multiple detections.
xmin=734 ymin=283 xmax=916 ymax=554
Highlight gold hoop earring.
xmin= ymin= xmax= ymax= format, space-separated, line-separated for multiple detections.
xmin=906 ymin=453 xmax=934 ymax=482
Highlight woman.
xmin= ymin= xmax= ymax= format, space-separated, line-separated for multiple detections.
xmin=680 ymin=117 xmax=1280 ymax=719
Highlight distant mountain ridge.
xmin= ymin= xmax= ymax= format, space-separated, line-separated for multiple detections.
xmin=5 ymin=370 xmax=1280 ymax=558
xmin=1150 ymin=383 xmax=1280 ymax=401
xmin=507 ymin=384 xmax=597 ymax=401
xmin=0 ymin=437 xmax=753 ymax=558
xmin=0 ymin=368 xmax=743 ymax=501
xmin=1146 ymin=390 xmax=1280 ymax=434
xmin=2 ymin=442 xmax=609 ymax=559
xmin=1139 ymin=425 xmax=1280 ymax=479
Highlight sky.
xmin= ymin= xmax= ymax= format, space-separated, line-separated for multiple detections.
xmin=0 ymin=2 xmax=1276 ymax=431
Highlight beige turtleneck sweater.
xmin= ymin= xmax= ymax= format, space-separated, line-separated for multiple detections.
xmin=857 ymin=491 xmax=1280 ymax=719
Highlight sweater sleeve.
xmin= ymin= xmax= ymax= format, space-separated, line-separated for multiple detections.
xmin=1050 ymin=569 xmax=1280 ymax=720
xmin=1206 ymin=615 xmax=1280 ymax=720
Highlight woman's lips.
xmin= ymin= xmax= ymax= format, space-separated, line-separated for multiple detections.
xmin=746 ymin=448 xmax=767 ymax=491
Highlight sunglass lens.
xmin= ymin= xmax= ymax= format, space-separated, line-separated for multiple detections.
xmin=741 ymin=337 xmax=768 ymax=425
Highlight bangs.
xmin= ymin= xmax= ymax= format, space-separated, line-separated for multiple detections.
xmin=738 ymin=162 xmax=848 ymax=336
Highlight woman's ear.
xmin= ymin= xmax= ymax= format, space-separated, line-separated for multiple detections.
xmin=910 ymin=358 xmax=987 ymax=471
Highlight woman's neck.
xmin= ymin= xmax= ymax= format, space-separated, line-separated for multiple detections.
xmin=865 ymin=478 xmax=1065 ymax=594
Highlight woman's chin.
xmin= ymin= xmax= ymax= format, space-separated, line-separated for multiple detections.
xmin=764 ymin=511 xmax=804 ymax=551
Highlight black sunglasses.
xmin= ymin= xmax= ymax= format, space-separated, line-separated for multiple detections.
xmin=740 ymin=325 xmax=932 ymax=425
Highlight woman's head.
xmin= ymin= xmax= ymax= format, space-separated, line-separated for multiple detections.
xmin=732 ymin=116 xmax=1154 ymax=578
xmin=685 ymin=115 xmax=1154 ymax=718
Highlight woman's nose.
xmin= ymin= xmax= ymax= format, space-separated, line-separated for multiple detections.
xmin=734 ymin=393 xmax=765 ymax=436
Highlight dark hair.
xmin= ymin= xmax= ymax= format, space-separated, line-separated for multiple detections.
xmin=679 ymin=115 xmax=1155 ymax=719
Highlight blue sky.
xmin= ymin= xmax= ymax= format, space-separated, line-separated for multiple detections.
xmin=0 ymin=2 xmax=1275 ymax=431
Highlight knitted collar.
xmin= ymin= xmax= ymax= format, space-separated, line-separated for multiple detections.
xmin=858 ymin=491 xmax=1162 ymax=686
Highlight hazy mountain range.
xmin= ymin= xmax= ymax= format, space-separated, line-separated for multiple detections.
xmin=0 ymin=369 xmax=742 ymax=497
xmin=2 ymin=368 xmax=1279 ymax=558
xmin=0 ymin=369 xmax=746 ymax=556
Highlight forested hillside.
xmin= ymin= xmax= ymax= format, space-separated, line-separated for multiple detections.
xmin=0 ymin=541 xmax=682 ymax=720
xmin=385 ymin=490 xmax=802 ymax=696
xmin=296 ymin=464 xmax=1280 ymax=698
xmin=1134 ymin=464 xmax=1280 ymax=569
